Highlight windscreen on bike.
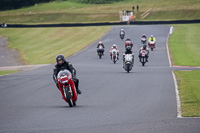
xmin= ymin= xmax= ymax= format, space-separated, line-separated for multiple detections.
xmin=57 ymin=70 xmax=72 ymax=83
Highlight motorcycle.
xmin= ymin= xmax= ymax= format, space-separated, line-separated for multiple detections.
xmin=97 ymin=45 xmax=104 ymax=59
xmin=120 ymin=33 xmax=125 ymax=40
xmin=148 ymin=40 xmax=155 ymax=51
xmin=111 ymin=49 xmax=118 ymax=64
xmin=123 ymin=53 xmax=134 ymax=73
xmin=57 ymin=70 xmax=78 ymax=107
xmin=141 ymin=37 xmax=147 ymax=44
xmin=140 ymin=50 xmax=148 ymax=66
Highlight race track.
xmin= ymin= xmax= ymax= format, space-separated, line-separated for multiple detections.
xmin=0 ymin=25 xmax=200 ymax=133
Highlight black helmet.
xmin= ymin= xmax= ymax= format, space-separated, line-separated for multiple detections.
xmin=143 ymin=45 xmax=147 ymax=49
xmin=56 ymin=54 xmax=65 ymax=65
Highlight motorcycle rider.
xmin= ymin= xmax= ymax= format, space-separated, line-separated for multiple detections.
xmin=53 ymin=54 xmax=81 ymax=94
xmin=97 ymin=41 xmax=105 ymax=55
xmin=123 ymin=45 xmax=134 ymax=63
xmin=125 ymin=38 xmax=133 ymax=50
xmin=148 ymin=35 xmax=156 ymax=46
xmin=110 ymin=44 xmax=119 ymax=60
xmin=142 ymin=34 xmax=147 ymax=39
xmin=139 ymin=44 xmax=149 ymax=62
xmin=141 ymin=34 xmax=147 ymax=44
xmin=119 ymin=29 xmax=125 ymax=36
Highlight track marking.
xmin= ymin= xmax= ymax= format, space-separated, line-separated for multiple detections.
xmin=172 ymin=71 xmax=182 ymax=118
xmin=167 ymin=26 xmax=172 ymax=67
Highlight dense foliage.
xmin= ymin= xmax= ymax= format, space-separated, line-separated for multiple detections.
xmin=0 ymin=0 xmax=56 ymax=11
xmin=69 ymin=0 xmax=124 ymax=4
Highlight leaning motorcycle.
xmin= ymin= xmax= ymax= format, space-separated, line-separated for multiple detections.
xmin=97 ymin=45 xmax=104 ymax=59
xmin=140 ymin=50 xmax=148 ymax=66
xmin=111 ymin=49 xmax=118 ymax=64
xmin=57 ymin=70 xmax=78 ymax=107
xmin=148 ymin=40 xmax=155 ymax=51
xmin=123 ymin=54 xmax=134 ymax=73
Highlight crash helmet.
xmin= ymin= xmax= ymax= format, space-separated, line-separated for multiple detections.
xmin=56 ymin=54 xmax=65 ymax=65
xmin=113 ymin=44 xmax=117 ymax=48
xmin=151 ymin=35 xmax=154 ymax=37
xmin=143 ymin=44 xmax=147 ymax=49
xmin=121 ymin=29 xmax=124 ymax=31
xmin=99 ymin=41 xmax=102 ymax=45
xmin=143 ymin=34 xmax=146 ymax=36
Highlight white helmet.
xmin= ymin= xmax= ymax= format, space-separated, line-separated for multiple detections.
xmin=121 ymin=29 xmax=124 ymax=31
xmin=113 ymin=44 xmax=117 ymax=48
xmin=151 ymin=35 xmax=153 ymax=37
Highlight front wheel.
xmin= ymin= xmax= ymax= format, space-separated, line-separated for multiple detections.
xmin=64 ymin=87 xmax=73 ymax=107
xmin=142 ymin=57 xmax=145 ymax=66
xmin=151 ymin=48 xmax=153 ymax=51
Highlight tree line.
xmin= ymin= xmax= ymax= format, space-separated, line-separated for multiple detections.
xmin=0 ymin=0 xmax=124 ymax=11
xmin=69 ymin=0 xmax=124 ymax=4
xmin=0 ymin=0 xmax=56 ymax=11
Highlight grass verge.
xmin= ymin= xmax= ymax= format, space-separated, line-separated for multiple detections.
xmin=0 ymin=26 xmax=111 ymax=64
xmin=0 ymin=70 xmax=19 ymax=75
xmin=0 ymin=0 xmax=199 ymax=23
xmin=174 ymin=70 xmax=200 ymax=117
xmin=169 ymin=24 xmax=200 ymax=66
xmin=169 ymin=24 xmax=200 ymax=117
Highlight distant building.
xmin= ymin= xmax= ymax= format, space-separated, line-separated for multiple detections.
xmin=119 ymin=10 xmax=133 ymax=22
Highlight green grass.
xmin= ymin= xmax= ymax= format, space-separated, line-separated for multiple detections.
xmin=0 ymin=0 xmax=199 ymax=23
xmin=0 ymin=26 xmax=111 ymax=64
xmin=0 ymin=70 xmax=19 ymax=75
xmin=169 ymin=24 xmax=200 ymax=66
xmin=174 ymin=70 xmax=200 ymax=117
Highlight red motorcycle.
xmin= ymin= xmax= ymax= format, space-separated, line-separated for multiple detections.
xmin=57 ymin=70 xmax=78 ymax=107
xmin=148 ymin=40 xmax=155 ymax=51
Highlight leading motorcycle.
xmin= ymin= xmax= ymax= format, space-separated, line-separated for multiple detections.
xmin=123 ymin=53 xmax=134 ymax=73
xmin=57 ymin=70 xmax=78 ymax=107
xmin=120 ymin=33 xmax=125 ymax=40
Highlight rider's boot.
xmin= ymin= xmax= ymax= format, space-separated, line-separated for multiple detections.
xmin=73 ymin=78 xmax=82 ymax=94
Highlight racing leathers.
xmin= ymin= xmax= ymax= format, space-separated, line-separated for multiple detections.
xmin=139 ymin=46 xmax=149 ymax=62
xmin=110 ymin=46 xmax=119 ymax=60
xmin=53 ymin=61 xmax=81 ymax=94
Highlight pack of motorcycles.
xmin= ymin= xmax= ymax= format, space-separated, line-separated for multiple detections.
xmin=97 ymin=33 xmax=155 ymax=73
xmin=58 ymin=33 xmax=155 ymax=107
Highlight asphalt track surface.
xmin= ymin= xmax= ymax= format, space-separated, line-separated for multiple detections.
xmin=0 ymin=25 xmax=200 ymax=133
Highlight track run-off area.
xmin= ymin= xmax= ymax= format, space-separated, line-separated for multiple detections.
xmin=0 ymin=25 xmax=200 ymax=133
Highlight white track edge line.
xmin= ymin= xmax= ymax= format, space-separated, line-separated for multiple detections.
xmin=172 ymin=71 xmax=182 ymax=118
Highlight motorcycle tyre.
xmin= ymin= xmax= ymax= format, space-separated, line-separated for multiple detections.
xmin=65 ymin=87 xmax=73 ymax=107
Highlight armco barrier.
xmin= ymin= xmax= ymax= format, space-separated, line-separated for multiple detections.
xmin=6 ymin=19 xmax=200 ymax=28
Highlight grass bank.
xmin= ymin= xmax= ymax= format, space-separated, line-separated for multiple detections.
xmin=169 ymin=24 xmax=200 ymax=117
xmin=0 ymin=70 xmax=19 ymax=75
xmin=174 ymin=70 xmax=200 ymax=117
xmin=169 ymin=24 xmax=200 ymax=66
xmin=0 ymin=0 xmax=199 ymax=24
xmin=0 ymin=26 xmax=111 ymax=64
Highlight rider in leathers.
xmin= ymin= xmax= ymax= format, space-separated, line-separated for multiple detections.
xmin=53 ymin=54 xmax=81 ymax=94
xmin=139 ymin=44 xmax=149 ymax=62
xmin=97 ymin=41 xmax=105 ymax=55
